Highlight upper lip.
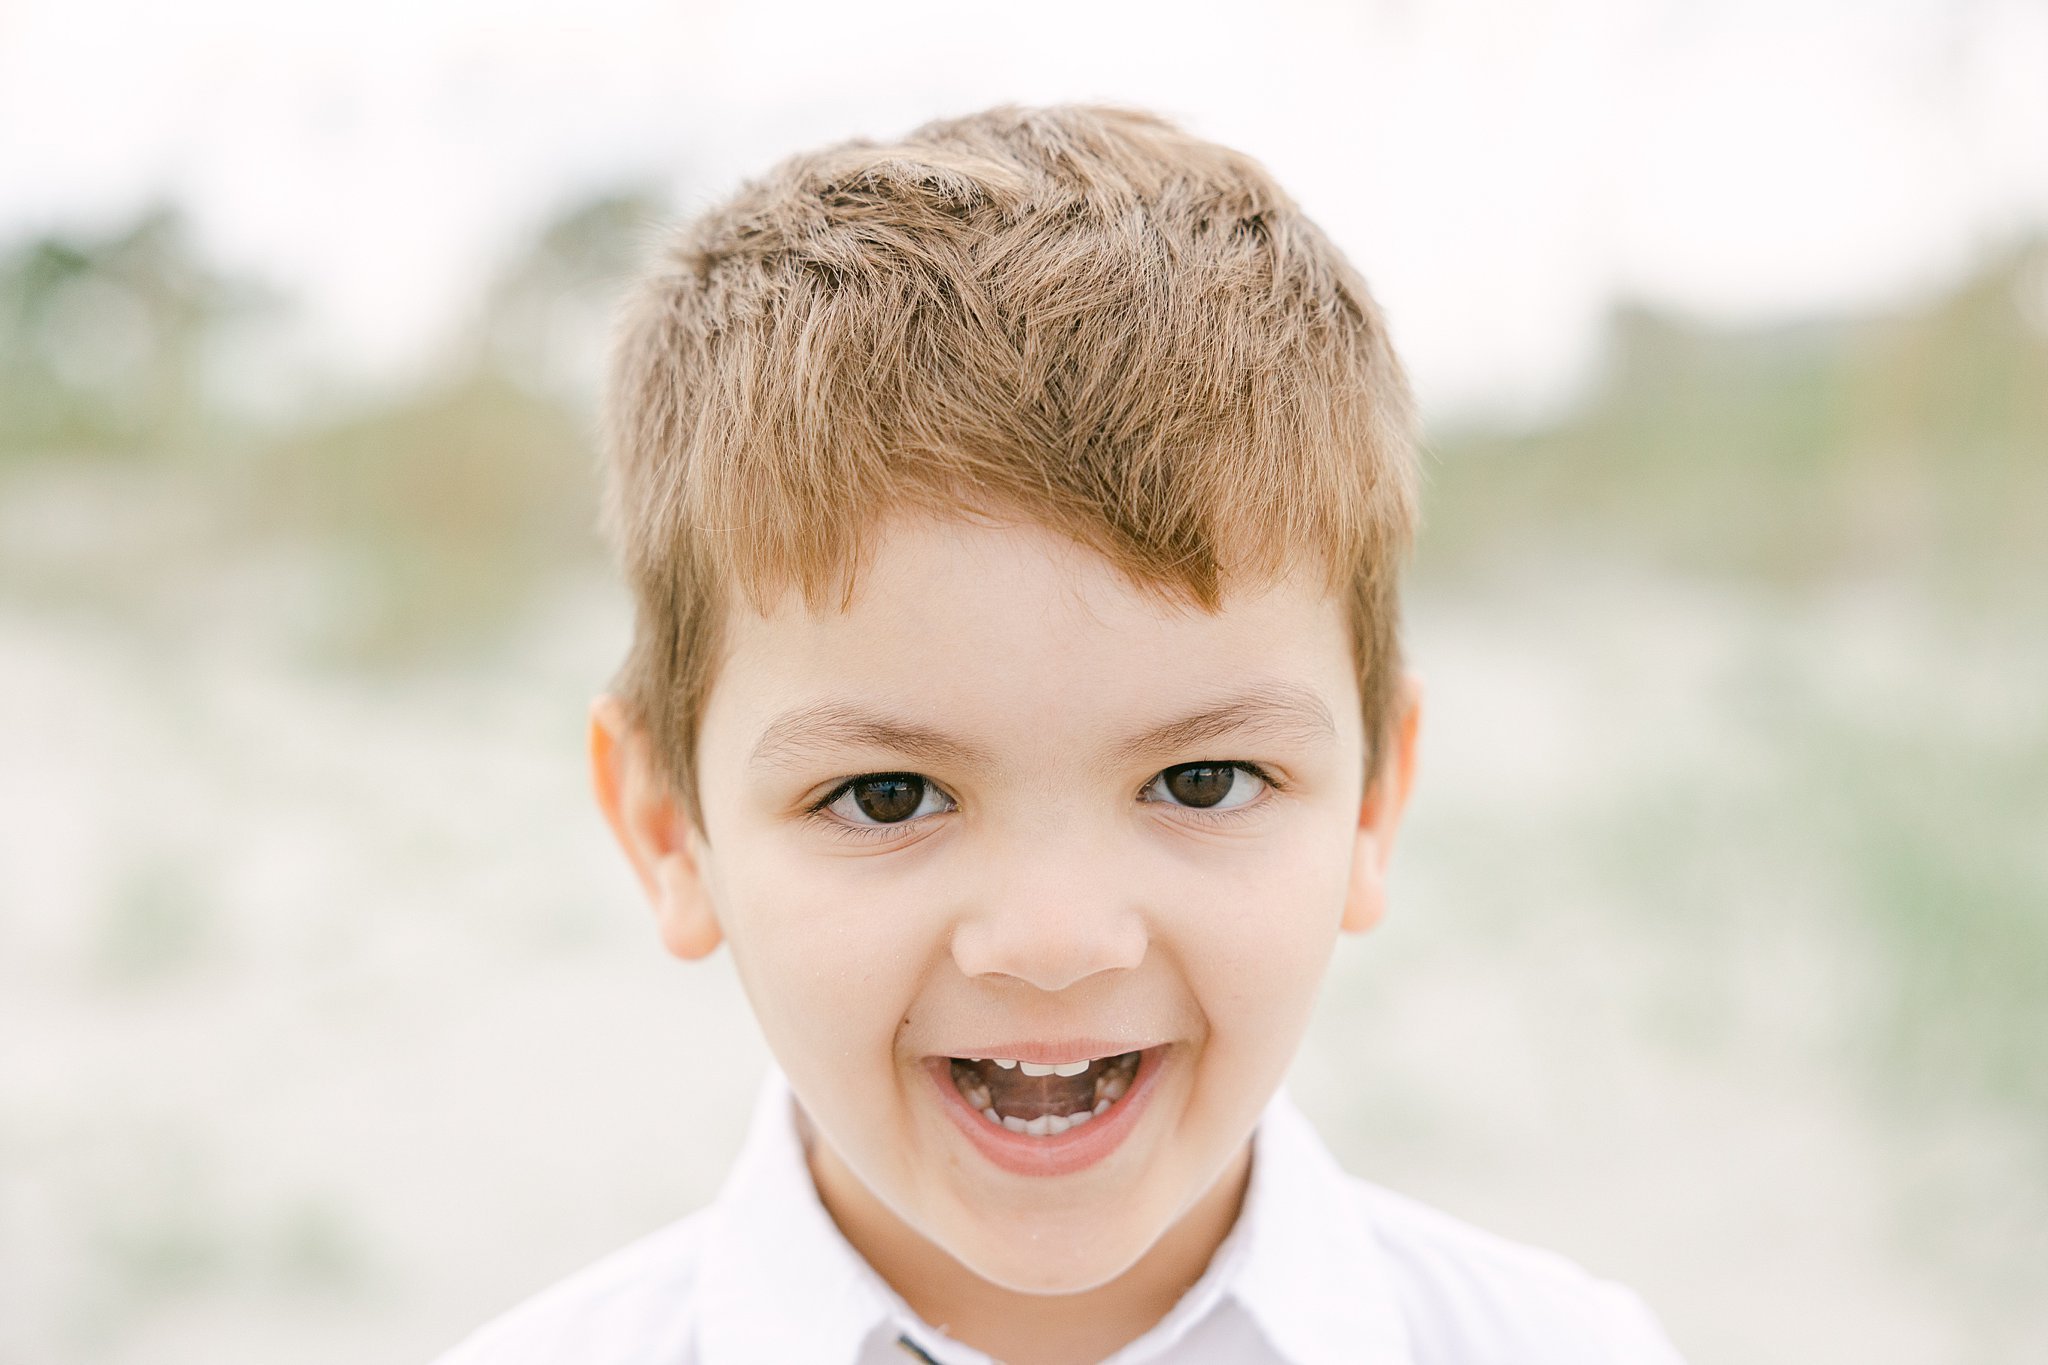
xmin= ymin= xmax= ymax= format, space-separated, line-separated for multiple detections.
xmin=934 ymin=1040 xmax=1164 ymax=1065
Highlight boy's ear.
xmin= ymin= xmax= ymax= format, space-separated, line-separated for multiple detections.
xmin=1341 ymin=672 xmax=1423 ymax=936
xmin=587 ymin=694 xmax=723 ymax=960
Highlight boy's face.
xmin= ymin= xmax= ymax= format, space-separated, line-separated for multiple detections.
xmin=593 ymin=511 xmax=1419 ymax=1295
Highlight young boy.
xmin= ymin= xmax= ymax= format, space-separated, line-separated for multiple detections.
xmin=436 ymin=103 xmax=1687 ymax=1364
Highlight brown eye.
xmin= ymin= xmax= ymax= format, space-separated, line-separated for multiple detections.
xmin=827 ymin=773 xmax=948 ymax=825
xmin=1150 ymin=762 xmax=1264 ymax=811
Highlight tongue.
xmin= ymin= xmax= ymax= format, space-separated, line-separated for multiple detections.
xmin=979 ymin=1064 xmax=1097 ymax=1121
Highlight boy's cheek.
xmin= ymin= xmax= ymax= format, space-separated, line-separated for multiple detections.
xmin=1186 ymin=860 xmax=1356 ymax=1038
xmin=1196 ymin=908 xmax=1343 ymax=1034
xmin=717 ymin=878 xmax=937 ymax=1035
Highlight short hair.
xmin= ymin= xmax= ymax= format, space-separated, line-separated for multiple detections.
xmin=600 ymin=102 xmax=1418 ymax=832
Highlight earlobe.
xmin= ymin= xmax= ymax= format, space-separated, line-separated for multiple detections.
xmin=652 ymin=854 xmax=724 ymax=960
xmin=1339 ymin=781 xmax=1398 ymax=935
xmin=588 ymin=694 xmax=725 ymax=961
xmin=1340 ymin=854 xmax=1390 ymax=936
xmin=1339 ymin=672 xmax=1423 ymax=937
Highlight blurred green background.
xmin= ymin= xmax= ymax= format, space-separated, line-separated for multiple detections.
xmin=4 ymin=6 xmax=2047 ymax=1361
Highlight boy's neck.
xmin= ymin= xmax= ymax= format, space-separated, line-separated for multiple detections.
xmin=800 ymin=1114 xmax=1253 ymax=1365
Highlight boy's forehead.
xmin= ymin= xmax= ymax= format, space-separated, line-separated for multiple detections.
xmin=740 ymin=508 xmax=1338 ymax=628
xmin=731 ymin=518 xmax=1345 ymax=659
xmin=705 ymin=513 xmax=1361 ymax=764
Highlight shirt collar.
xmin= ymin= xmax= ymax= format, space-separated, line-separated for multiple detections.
xmin=693 ymin=1069 xmax=896 ymax=1363
xmin=694 ymin=1065 xmax=1412 ymax=1365
xmin=1225 ymin=1084 xmax=1412 ymax=1364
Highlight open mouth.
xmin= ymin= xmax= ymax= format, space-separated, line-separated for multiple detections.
xmin=947 ymin=1050 xmax=1143 ymax=1137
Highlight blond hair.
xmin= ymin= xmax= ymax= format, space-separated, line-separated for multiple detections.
xmin=600 ymin=103 xmax=1418 ymax=831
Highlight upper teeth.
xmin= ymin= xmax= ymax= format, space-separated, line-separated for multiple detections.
xmin=981 ymin=1058 xmax=1090 ymax=1077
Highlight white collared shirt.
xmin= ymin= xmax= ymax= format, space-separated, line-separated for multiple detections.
xmin=434 ymin=1066 xmax=1686 ymax=1364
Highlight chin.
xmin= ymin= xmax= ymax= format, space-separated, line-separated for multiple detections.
xmin=942 ymin=1214 xmax=1152 ymax=1296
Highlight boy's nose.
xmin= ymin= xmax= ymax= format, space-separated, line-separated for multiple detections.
xmin=946 ymin=844 xmax=1149 ymax=992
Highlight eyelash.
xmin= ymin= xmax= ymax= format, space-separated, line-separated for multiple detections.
xmin=800 ymin=762 xmax=1287 ymax=844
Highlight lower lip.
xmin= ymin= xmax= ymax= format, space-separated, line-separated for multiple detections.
xmin=921 ymin=1047 xmax=1170 ymax=1177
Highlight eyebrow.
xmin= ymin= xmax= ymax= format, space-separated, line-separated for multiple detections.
xmin=747 ymin=682 xmax=1338 ymax=774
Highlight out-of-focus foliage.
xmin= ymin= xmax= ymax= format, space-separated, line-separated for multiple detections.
xmin=0 ymin=204 xmax=279 ymax=458
xmin=1421 ymin=235 xmax=2048 ymax=612
xmin=471 ymin=190 xmax=666 ymax=403
xmin=0 ymin=189 xmax=668 ymax=664
xmin=242 ymin=372 xmax=597 ymax=663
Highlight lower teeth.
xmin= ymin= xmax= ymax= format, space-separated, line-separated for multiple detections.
xmin=954 ymin=1052 xmax=1140 ymax=1137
